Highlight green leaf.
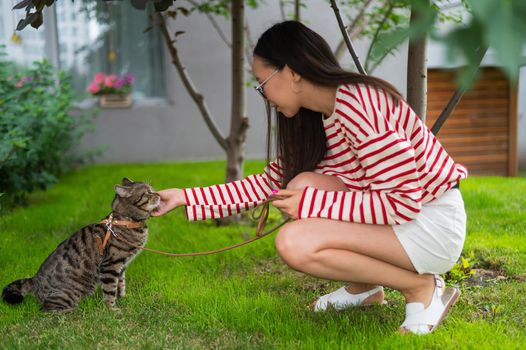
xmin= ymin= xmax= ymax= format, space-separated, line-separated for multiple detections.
xmin=369 ymin=26 xmax=409 ymax=64
xmin=469 ymin=0 xmax=526 ymax=82
xmin=30 ymin=12 xmax=43 ymax=29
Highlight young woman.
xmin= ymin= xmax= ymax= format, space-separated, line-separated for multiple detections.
xmin=153 ymin=21 xmax=467 ymax=335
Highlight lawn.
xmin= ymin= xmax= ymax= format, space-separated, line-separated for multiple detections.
xmin=1 ymin=161 xmax=525 ymax=349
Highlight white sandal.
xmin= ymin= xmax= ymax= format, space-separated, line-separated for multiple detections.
xmin=312 ymin=285 xmax=386 ymax=312
xmin=400 ymin=275 xmax=460 ymax=335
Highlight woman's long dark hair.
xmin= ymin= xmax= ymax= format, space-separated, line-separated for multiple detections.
xmin=253 ymin=21 xmax=403 ymax=187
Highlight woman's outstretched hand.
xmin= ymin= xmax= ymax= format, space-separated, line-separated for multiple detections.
xmin=152 ymin=188 xmax=186 ymax=216
xmin=270 ymin=189 xmax=303 ymax=219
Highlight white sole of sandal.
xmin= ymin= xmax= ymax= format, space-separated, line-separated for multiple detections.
xmin=311 ymin=286 xmax=387 ymax=312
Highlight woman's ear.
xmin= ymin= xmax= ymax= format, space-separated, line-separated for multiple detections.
xmin=284 ymin=64 xmax=302 ymax=83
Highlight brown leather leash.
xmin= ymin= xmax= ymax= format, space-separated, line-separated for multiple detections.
xmin=98 ymin=201 xmax=290 ymax=257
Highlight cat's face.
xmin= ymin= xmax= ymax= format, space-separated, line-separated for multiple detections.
xmin=113 ymin=178 xmax=161 ymax=217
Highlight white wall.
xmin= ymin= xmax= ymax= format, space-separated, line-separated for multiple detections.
xmin=78 ymin=0 xmax=409 ymax=163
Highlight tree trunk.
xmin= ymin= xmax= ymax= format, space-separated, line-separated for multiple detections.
xmin=333 ymin=0 xmax=373 ymax=61
xmin=294 ymin=0 xmax=300 ymax=21
xmin=226 ymin=0 xmax=248 ymax=183
xmin=406 ymin=2 xmax=429 ymax=122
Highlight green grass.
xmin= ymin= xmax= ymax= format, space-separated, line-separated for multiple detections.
xmin=1 ymin=160 xmax=525 ymax=349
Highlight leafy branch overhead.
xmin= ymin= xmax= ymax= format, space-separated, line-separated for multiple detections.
xmin=13 ymin=0 xmax=177 ymax=30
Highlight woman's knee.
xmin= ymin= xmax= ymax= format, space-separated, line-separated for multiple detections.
xmin=275 ymin=221 xmax=314 ymax=269
xmin=286 ymin=172 xmax=347 ymax=191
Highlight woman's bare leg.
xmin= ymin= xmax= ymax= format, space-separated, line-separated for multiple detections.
xmin=285 ymin=172 xmax=382 ymax=300
xmin=281 ymin=172 xmax=436 ymax=306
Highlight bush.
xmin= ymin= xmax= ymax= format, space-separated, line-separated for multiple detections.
xmin=0 ymin=50 xmax=94 ymax=212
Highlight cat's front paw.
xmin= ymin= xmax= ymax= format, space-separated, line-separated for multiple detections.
xmin=117 ymin=284 xmax=126 ymax=298
xmin=107 ymin=304 xmax=121 ymax=312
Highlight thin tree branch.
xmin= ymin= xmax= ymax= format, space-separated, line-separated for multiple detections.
xmin=329 ymin=0 xmax=367 ymax=75
xmin=431 ymin=45 xmax=489 ymax=135
xmin=364 ymin=0 xmax=394 ymax=72
xmin=155 ymin=12 xmax=228 ymax=151
xmin=367 ymin=47 xmax=394 ymax=73
xmin=334 ymin=0 xmax=374 ymax=60
xmin=294 ymin=0 xmax=300 ymax=21
xmin=186 ymin=0 xmax=231 ymax=48
xmin=187 ymin=1 xmax=253 ymax=76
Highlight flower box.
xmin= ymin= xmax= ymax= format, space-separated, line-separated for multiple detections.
xmin=99 ymin=93 xmax=133 ymax=108
xmin=88 ymin=72 xmax=134 ymax=108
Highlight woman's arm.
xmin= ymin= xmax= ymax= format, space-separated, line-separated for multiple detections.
xmin=154 ymin=160 xmax=283 ymax=220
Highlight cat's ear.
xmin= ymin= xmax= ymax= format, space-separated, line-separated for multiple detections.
xmin=115 ymin=185 xmax=133 ymax=198
xmin=122 ymin=177 xmax=134 ymax=186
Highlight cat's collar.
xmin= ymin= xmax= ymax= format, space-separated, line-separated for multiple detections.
xmin=101 ymin=213 xmax=145 ymax=230
xmin=96 ymin=213 xmax=145 ymax=254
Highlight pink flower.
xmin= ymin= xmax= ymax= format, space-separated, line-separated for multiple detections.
xmin=87 ymin=72 xmax=133 ymax=95
xmin=87 ymin=82 xmax=100 ymax=94
xmin=114 ymin=79 xmax=125 ymax=89
xmin=124 ymin=73 xmax=135 ymax=84
xmin=104 ymin=77 xmax=114 ymax=88
xmin=94 ymin=72 xmax=106 ymax=84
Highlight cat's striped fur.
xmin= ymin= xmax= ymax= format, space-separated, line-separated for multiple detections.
xmin=2 ymin=178 xmax=160 ymax=312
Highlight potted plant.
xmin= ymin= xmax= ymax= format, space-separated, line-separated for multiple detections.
xmin=87 ymin=72 xmax=134 ymax=108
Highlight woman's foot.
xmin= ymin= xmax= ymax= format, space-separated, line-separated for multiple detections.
xmin=399 ymin=275 xmax=460 ymax=335
xmin=311 ymin=284 xmax=386 ymax=312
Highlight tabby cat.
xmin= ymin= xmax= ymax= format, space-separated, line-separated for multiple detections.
xmin=2 ymin=178 xmax=160 ymax=312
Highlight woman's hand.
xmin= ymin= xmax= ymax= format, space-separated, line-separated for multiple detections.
xmin=270 ymin=189 xmax=304 ymax=219
xmin=152 ymin=188 xmax=186 ymax=216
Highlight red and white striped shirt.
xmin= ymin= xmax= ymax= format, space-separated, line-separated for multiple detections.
xmin=184 ymin=84 xmax=467 ymax=225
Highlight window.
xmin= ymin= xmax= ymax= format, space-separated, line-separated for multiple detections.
xmin=2 ymin=1 xmax=165 ymax=100
xmin=56 ymin=1 xmax=166 ymax=99
xmin=0 ymin=1 xmax=46 ymax=66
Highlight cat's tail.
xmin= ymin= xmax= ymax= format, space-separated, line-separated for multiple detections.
xmin=2 ymin=278 xmax=34 ymax=304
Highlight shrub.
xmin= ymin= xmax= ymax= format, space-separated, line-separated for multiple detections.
xmin=0 ymin=49 xmax=94 ymax=212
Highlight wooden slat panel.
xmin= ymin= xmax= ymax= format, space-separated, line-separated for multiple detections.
xmin=444 ymin=143 xmax=508 ymax=155
xmin=453 ymin=153 xmax=508 ymax=163
xmin=428 ymin=80 xmax=509 ymax=90
xmin=427 ymin=108 xmax=508 ymax=118
xmin=426 ymin=67 xmax=512 ymax=176
xmin=426 ymin=90 xmax=509 ymax=99
xmin=426 ymin=115 xmax=507 ymax=128
xmin=509 ymin=83 xmax=519 ymax=176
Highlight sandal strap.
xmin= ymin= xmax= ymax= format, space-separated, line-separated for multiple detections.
xmin=401 ymin=301 xmax=443 ymax=327
xmin=401 ymin=286 xmax=459 ymax=329
xmin=434 ymin=274 xmax=444 ymax=291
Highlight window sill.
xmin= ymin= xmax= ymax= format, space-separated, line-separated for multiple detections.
xmin=74 ymin=97 xmax=171 ymax=110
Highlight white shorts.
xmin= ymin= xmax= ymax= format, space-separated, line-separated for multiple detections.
xmin=392 ymin=189 xmax=467 ymax=274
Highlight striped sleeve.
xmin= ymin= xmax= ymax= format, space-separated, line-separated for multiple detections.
xmin=298 ymin=84 xmax=422 ymax=225
xmin=184 ymin=160 xmax=283 ymax=221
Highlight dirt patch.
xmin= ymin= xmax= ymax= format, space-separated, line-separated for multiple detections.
xmin=463 ymin=268 xmax=508 ymax=287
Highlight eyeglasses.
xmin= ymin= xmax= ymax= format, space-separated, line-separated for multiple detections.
xmin=254 ymin=69 xmax=279 ymax=99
